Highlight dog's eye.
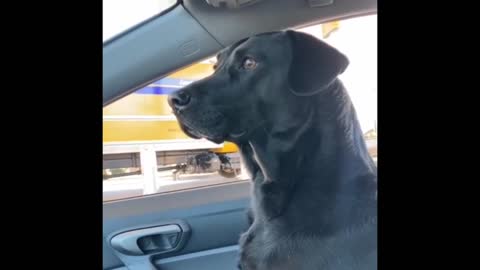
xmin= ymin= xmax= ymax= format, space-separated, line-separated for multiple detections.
xmin=242 ymin=57 xmax=257 ymax=70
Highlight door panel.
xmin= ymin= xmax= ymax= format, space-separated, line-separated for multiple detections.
xmin=154 ymin=245 xmax=239 ymax=270
xmin=103 ymin=181 xmax=251 ymax=269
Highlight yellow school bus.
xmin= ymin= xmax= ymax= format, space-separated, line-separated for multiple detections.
xmin=103 ymin=61 xmax=241 ymax=179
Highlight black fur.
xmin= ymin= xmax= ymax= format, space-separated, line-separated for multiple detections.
xmin=168 ymin=30 xmax=377 ymax=270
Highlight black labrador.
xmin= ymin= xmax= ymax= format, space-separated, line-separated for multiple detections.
xmin=168 ymin=30 xmax=377 ymax=270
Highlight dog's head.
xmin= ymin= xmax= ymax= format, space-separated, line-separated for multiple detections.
xmin=168 ymin=30 xmax=349 ymax=144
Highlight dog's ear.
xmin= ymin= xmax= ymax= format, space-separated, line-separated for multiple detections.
xmin=286 ymin=30 xmax=349 ymax=96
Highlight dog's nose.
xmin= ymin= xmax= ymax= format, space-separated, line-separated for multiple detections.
xmin=168 ymin=90 xmax=191 ymax=110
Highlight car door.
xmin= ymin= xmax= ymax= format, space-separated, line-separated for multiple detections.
xmin=103 ymin=182 xmax=251 ymax=270
xmin=102 ymin=2 xmax=251 ymax=268
xmin=102 ymin=1 xmax=377 ymax=269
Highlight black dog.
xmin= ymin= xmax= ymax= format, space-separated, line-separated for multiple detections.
xmin=168 ymin=30 xmax=377 ymax=270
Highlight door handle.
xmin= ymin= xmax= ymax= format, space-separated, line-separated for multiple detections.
xmin=111 ymin=224 xmax=182 ymax=256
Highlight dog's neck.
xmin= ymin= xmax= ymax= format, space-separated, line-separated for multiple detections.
xmin=238 ymin=79 xmax=376 ymax=198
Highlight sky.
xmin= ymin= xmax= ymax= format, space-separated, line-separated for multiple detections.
xmin=103 ymin=0 xmax=176 ymax=42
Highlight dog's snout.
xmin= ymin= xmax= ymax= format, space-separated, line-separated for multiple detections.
xmin=168 ymin=90 xmax=191 ymax=110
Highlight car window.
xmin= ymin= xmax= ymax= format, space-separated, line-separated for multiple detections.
xmin=103 ymin=0 xmax=177 ymax=42
xmin=103 ymin=14 xmax=377 ymax=202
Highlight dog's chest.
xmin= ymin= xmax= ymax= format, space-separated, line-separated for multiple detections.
xmin=241 ymin=184 xmax=377 ymax=270
xmin=240 ymin=221 xmax=377 ymax=270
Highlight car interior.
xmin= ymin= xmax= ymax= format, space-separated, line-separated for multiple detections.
xmin=103 ymin=0 xmax=377 ymax=269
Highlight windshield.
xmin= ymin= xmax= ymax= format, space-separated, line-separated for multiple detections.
xmin=103 ymin=0 xmax=177 ymax=42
